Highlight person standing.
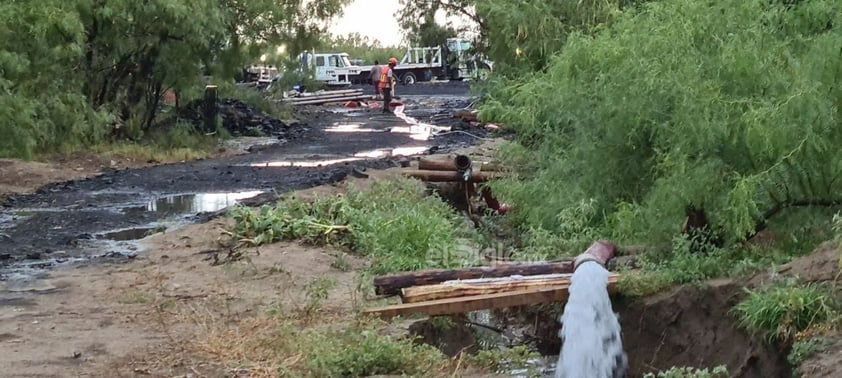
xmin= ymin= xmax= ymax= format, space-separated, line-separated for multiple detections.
xmin=379 ymin=57 xmax=397 ymax=113
xmin=369 ymin=60 xmax=382 ymax=100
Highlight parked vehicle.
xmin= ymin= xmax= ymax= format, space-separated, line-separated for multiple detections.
xmin=243 ymin=52 xmax=362 ymax=88
xmin=241 ymin=38 xmax=491 ymax=89
xmin=349 ymin=38 xmax=493 ymax=85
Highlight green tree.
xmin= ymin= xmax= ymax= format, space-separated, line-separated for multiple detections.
xmin=0 ymin=0 xmax=347 ymax=158
xmin=321 ymin=33 xmax=404 ymax=65
xmin=479 ymin=0 xmax=842 ymax=252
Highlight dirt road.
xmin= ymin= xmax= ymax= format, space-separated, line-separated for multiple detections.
xmin=0 ymin=81 xmax=485 ymax=281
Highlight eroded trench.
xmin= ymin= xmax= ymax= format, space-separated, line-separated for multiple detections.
xmin=409 ymin=182 xmax=793 ymax=377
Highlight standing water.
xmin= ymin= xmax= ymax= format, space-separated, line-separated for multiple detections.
xmin=555 ymin=261 xmax=627 ymax=378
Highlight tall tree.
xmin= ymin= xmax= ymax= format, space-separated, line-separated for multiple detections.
xmin=0 ymin=0 xmax=347 ymax=158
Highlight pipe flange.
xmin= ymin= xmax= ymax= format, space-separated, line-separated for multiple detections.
xmin=573 ymin=253 xmax=602 ymax=271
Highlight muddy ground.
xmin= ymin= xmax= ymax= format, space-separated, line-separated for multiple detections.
xmin=0 ymin=81 xmax=488 ymax=280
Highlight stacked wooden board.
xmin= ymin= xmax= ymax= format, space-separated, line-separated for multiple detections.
xmin=363 ymin=261 xmax=620 ymax=319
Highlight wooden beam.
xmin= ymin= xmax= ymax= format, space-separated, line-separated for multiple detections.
xmin=363 ymin=279 xmax=619 ymax=319
xmin=373 ymin=261 xmax=575 ymax=296
xmin=401 ymin=273 xmax=620 ymax=303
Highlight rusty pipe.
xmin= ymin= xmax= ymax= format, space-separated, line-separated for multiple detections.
xmin=573 ymin=241 xmax=616 ymax=271
xmin=454 ymin=155 xmax=472 ymax=171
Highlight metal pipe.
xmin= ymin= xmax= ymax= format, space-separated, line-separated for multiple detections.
xmin=454 ymin=155 xmax=472 ymax=171
xmin=572 ymin=241 xmax=616 ymax=271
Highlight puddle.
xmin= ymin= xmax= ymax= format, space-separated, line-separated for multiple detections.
xmin=223 ymin=136 xmax=282 ymax=152
xmin=325 ymin=123 xmax=380 ymax=133
xmin=249 ymin=146 xmax=430 ymax=168
xmin=354 ymin=146 xmax=429 ymax=158
xmin=145 ymin=191 xmax=264 ymax=214
xmin=250 ymin=157 xmax=365 ymax=168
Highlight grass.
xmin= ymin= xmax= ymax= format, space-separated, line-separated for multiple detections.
xmin=732 ymin=279 xmax=839 ymax=343
xmin=226 ymin=177 xmax=476 ymax=275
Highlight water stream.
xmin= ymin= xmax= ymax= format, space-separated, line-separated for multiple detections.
xmin=555 ymin=261 xmax=627 ymax=378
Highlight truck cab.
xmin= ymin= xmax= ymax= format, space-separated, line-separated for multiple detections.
xmin=444 ymin=38 xmax=493 ymax=80
xmin=300 ymin=52 xmax=361 ymax=87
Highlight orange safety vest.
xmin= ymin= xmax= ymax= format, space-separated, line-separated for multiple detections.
xmin=379 ymin=66 xmax=392 ymax=89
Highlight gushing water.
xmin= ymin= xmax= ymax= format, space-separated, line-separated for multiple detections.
xmin=555 ymin=261 xmax=627 ymax=378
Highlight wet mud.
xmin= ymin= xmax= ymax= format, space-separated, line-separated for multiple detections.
xmin=0 ymin=81 xmax=487 ymax=280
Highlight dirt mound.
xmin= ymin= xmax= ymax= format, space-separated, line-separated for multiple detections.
xmin=616 ymin=280 xmax=791 ymax=377
xmin=750 ymin=241 xmax=840 ymax=286
xmin=177 ymin=98 xmax=308 ymax=140
xmin=799 ymin=343 xmax=842 ymax=378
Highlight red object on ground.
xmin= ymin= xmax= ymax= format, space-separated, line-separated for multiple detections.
xmin=344 ymin=101 xmax=360 ymax=108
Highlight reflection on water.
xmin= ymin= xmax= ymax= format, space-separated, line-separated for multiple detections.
xmin=146 ymin=191 xmax=265 ymax=213
xmin=324 ymin=121 xmax=448 ymax=141
xmin=250 ymin=157 xmax=364 ymax=168
xmin=250 ymin=146 xmax=430 ymax=168
xmin=325 ymin=123 xmax=378 ymax=133
xmin=354 ymin=146 xmax=429 ymax=158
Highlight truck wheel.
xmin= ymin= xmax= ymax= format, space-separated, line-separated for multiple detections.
xmin=402 ymin=72 xmax=416 ymax=85
xmin=422 ymin=70 xmax=433 ymax=82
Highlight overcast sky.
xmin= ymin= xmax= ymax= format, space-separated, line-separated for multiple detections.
xmin=328 ymin=0 xmax=473 ymax=47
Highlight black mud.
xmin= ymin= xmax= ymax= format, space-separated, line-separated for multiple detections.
xmin=0 ymin=81 xmax=488 ymax=279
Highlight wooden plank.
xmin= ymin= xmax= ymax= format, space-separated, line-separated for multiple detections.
xmin=400 ymin=273 xmax=618 ymax=303
xmin=373 ymin=261 xmax=574 ymax=296
xmin=363 ymin=280 xmax=619 ymax=319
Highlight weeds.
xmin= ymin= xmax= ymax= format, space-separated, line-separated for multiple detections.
xmin=642 ymin=366 xmax=729 ymax=378
xmin=227 ymin=178 xmax=473 ymax=274
xmin=301 ymin=277 xmax=335 ymax=316
xmin=789 ymin=337 xmax=836 ymax=368
xmin=732 ymin=279 xmax=839 ymax=343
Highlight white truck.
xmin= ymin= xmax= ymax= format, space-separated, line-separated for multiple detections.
xmin=349 ymin=38 xmax=493 ymax=85
xmin=242 ymin=38 xmax=491 ymax=88
xmin=244 ymin=52 xmax=362 ymax=88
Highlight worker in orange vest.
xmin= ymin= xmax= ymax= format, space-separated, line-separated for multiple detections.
xmin=379 ymin=57 xmax=397 ymax=113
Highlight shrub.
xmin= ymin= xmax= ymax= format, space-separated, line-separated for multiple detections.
xmin=478 ymin=0 xmax=842 ymax=253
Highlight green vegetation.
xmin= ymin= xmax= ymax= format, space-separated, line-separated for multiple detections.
xmin=732 ymin=280 xmax=839 ymax=342
xmin=302 ymin=324 xmax=448 ymax=377
xmin=642 ymin=366 xmax=729 ymax=378
xmin=463 ymin=345 xmax=541 ymax=376
xmin=228 ymin=178 xmax=474 ymax=274
xmin=0 ymin=0 xmax=344 ymax=160
xmin=323 ymin=33 xmax=404 ymax=66
xmin=789 ymin=337 xmax=837 ymax=368
xmin=460 ymin=0 xmax=842 ymax=294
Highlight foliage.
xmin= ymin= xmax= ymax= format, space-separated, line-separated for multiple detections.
xmin=642 ymin=366 xmax=729 ymax=378
xmin=227 ymin=178 xmax=473 ymax=274
xmin=478 ymin=0 xmax=842 ymax=256
xmin=397 ymin=2 xmax=459 ymax=48
xmin=0 ymin=0 xmax=345 ymax=159
xmin=304 ymin=324 xmax=447 ymax=377
xmin=321 ymin=33 xmax=404 ymax=66
xmin=789 ymin=337 xmax=836 ymax=367
xmin=475 ymin=0 xmax=644 ymax=73
xmin=732 ymin=279 xmax=839 ymax=342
